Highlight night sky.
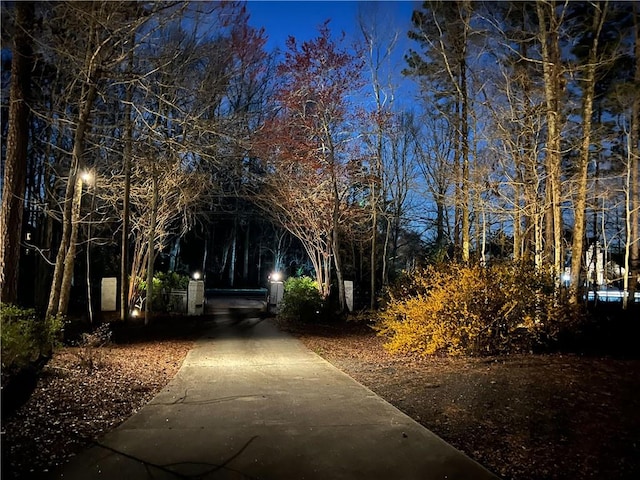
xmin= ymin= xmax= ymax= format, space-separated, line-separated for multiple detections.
xmin=246 ymin=0 xmax=417 ymax=52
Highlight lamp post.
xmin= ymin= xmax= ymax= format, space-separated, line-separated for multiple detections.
xmin=268 ymin=271 xmax=284 ymax=312
xmin=188 ymin=271 xmax=205 ymax=315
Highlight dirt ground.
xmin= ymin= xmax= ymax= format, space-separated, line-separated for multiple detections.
xmin=2 ymin=317 xmax=640 ymax=480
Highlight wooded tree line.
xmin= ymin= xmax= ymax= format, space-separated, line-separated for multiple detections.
xmin=404 ymin=1 xmax=639 ymax=308
xmin=1 ymin=1 xmax=638 ymax=319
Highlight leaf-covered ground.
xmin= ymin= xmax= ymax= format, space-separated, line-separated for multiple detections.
xmin=279 ymin=319 xmax=640 ymax=480
xmin=3 ymin=318 xmax=640 ymax=480
xmin=1 ymin=319 xmax=202 ymax=480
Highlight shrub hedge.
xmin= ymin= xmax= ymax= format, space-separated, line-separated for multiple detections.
xmin=279 ymin=276 xmax=325 ymax=322
xmin=136 ymin=271 xmax=190 ymax=312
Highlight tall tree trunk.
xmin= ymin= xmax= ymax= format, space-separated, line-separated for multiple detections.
xmin=323 ymin=249 xmax=332 ymax=299
xmin=145 ymin=166 xmax=158 ymax=326
xmin=460 ymin=52 xmax=471 ymax=263
xmin=57 ymin=174 xmax=83 ymax=315
xmin=0 ymin=1 xmax=33 ymax=304
xmin=627 ymin=4 xmax=640 ymax=308
xmin=370 ymin=204 xmax=377 ymax=308
xmin=453 ymin=107 xmax=462 ymax=259
xmin=369 ymin=127 xmax=383 ymax=307
xmin=544 ymin=185 xmax=554 ymax=267
xmin=121 ymin=50 xmax=134 ymax=321
xmin=369 ymin=83 xmax=384 ymax=310
xmin=85 ymin=183 xmax=96 ymax=323
xmin=370 ymin=156 xmax=379 ymax=308
xmin=537 ymin=1 xmax=565 ymax=287
xmin=569 ymin=3 xmax=605 ymax=305
xmin=513 ymin=181 xmax=522 ymax=262
xmin=243 ymin=222 xmax=250 ymax=283
xmin=46 ymin=173 xmax=72 ymax=318
xmin=47 ymin=82 xmax=97 ymax=318
xmin=332 ymin=217 xmax=345 ymax=311
xmin=382 ymin=215 xmax=391 ymax=286
xmin=229 ymin=215 xmax=237 ymax=287
xmin=623 ymin=130 xmax=633 ymax=309
xmin=332 ymin=173 xmax=346 ymax=310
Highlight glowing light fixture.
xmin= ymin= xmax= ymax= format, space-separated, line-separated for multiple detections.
xmin=192 ymin=271 xmax=202 ymax=280
xmin=80 ymin=170 xmax=93 ymax=184
xmin=270 ymin=271 xmax=282 ymax=282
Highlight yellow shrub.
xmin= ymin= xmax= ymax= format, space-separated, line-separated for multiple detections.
xmin=376 ymin=263 xmax=580 ymax=356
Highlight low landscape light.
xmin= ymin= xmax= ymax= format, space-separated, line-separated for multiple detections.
xmin=192 ymin=271 xmax=202 ymax=280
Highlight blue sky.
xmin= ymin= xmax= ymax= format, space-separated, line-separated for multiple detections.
xmin=246 ymin=1 xmax=417 ymax=52
xmin=245 ymin=1 xmax=420 ymax=107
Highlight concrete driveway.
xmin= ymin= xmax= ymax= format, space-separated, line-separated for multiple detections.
xmin=49 ymin=298 xmax=498 ymax=479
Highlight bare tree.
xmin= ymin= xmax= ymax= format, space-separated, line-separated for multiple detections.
xmin=627 ymin=3 xmax=640 ymax=308
xmin=414 ymin=110 xmax=456 ymax=258
xmin=358 ymin=4 xmax=399 ymax=307
xmin=482 ymin=4 xmax=548 ymax=270
xmin=254 ymin=23 xmax=364 ymax=306
xmin=568 ymin=2 xmax=608 ymax=304
xmin=43 ymin=2 xmax=152 ymax=318
xmin=405 ymin=0 xmax=474 ymax=262
xmin=536 ymin=0 xmax=569 ymax=287
xmin=384 ymin=112 xmax=419 ymax=278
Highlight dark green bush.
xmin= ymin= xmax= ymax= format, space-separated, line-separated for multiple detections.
xmin=1 ymin=303 xmax=65 ymax=378
xmin=156 ymin=271 xmax=190 ymax=290
xmin=136 ymin=272 xmax=190 ymax=312
xmin=279 ymin=276 xmax=324 ymax=322
xmin=376 ymin=263 xmax=582 ymax=356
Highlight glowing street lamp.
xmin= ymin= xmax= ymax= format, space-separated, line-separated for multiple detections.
xmin=80 ymin=169 xmax=94 ymax=185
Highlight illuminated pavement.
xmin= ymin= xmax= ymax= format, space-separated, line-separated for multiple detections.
xmin=49 ymin=301 xmax=498 ymax=479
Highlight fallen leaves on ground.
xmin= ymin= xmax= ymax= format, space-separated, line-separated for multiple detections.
xmin=281 ymin=320 xmax=640 ymax=480
xmin=1 ymin=339 xmax=193 ymax=479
